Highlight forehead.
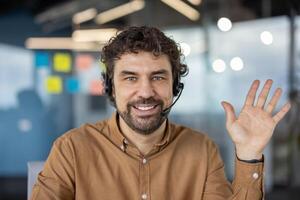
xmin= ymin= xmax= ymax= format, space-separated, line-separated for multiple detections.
xmin=114 ymin=51 xmax=172 ymax=74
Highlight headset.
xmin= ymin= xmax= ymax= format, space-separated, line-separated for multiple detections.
xmin=104 ymin=72 xmax=183 ymax=97
xmin=103 ymin=71 xmax=184 ymax=116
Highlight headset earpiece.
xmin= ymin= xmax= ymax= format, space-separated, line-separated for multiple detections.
xmin=103 ymin=72 xmax=112 ymax=96
xmin=173 ymin=76 xmax=184 ymax=96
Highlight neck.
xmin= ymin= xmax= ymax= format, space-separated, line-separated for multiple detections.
xmin=118 ymin=116 xmax=167 ymax=156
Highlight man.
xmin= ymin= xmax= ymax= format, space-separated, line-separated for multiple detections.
xmin=31 ymin=26 xmax=291 ymax=200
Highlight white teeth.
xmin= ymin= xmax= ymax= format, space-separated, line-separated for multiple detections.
xmin=136 ymin=105 xmax=155 ymax=111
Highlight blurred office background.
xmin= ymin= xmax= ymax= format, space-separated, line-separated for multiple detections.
xmin=0 ymin=0 xmax=300 ymax=199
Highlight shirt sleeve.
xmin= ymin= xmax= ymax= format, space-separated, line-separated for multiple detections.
xmin=203 ymin=139 xmax=264 ymax=200
xmin=30 ymin=137 xmax=75 ymax=200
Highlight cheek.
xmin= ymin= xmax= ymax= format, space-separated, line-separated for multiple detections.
xmin=156 ymin=84 xmax=173 ymax=103
xmin=113 ymin=86 xmax=132 ymax=108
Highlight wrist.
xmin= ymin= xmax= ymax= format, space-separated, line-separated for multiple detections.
xmin=235 ymin=146 xmax=263 ymax=160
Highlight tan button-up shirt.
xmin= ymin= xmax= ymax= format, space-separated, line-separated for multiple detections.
xmin=31 ymin=113 xmax=264 ymax=200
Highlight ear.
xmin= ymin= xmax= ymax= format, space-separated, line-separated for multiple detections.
xmin=111 ymin=80 xmax=115 ymax=98
xmin=112 ymin=86 xmax=115 ymax=98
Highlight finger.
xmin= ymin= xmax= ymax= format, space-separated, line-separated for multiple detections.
xmin=221 ymin=101 xmax=237 ymax=127
xmin=244 ymin=80 xmax=260 ymax=107
xmin=266 ymin=88 xmax=282 ymax=113
xmin=273 ymin=102 xmax=291 ymax=124
xmin=256 ymin=79 xmax=273 ymax=108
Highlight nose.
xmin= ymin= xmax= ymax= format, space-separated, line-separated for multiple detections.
xmin=137 ymin=78 xmax=155 ymax=99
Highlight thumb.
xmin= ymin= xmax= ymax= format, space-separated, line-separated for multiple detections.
xmin=221 ymin=101 xmax=237 ymax=127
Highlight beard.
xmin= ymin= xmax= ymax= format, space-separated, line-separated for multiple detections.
xmin=117 ymin=97 xmax=167 ymax=135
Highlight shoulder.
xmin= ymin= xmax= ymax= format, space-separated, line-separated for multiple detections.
xmin=54 ymin=119 xmax=110 ymax=149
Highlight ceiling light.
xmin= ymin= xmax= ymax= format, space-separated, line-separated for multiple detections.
xmin=217 ymin=17 xmax=232 ymax=32
xmin=179 ymin=42 xmax=191 ymax=56
xmin=187 ymin=0 xmax=202 ymax=6
xmin=25 ymin=37 xmax=102 ymax=51
xmin=73 ymin=8 xmax=97 ymax=24
xmin=161 ymin=0 xmax=200 ymax=21
xmin=95 ymin=0 xmax=145 ymax=24
xmin=260 ymin=31 xmax=273 ymax=45
xmin=212 ymin=59 xmax=226 ymax=73
xmin=72 ymin=28 xmax=117 ymax=42
xmin=230 ymin=57 xmax=244 ymax=71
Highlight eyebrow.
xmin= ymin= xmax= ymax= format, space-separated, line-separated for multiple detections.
xmin=151 ymin=69 xmax=169 ymax=76
xmin=119 ymin=69 xmax=170 ymax=76
xmin=119 ymin=70 xmax=137 ymax=76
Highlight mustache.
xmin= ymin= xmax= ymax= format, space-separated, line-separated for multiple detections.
xmin=127 ymin=97 xmax=164 ymax=107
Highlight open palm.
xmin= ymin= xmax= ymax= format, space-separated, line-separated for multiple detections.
xmin=222 ymin=80 xmax=291 ymax=160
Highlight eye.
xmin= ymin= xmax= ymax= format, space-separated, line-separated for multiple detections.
xmin=152 ymin=76 xmax=164 ymax=81
xmin=125 ymin=76 xmax=137 ymax=81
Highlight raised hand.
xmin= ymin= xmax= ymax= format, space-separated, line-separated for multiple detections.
xmin=221 ymin=79 xmax=291 ymax=160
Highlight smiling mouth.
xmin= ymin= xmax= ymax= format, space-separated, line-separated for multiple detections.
xmin=133 ymin=104 xmax=158 ymax=111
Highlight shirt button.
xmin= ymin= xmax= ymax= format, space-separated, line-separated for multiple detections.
xmin=141 ymin=193 xmax=147 ymax=199
xmin=142 ymin=158 xmax=147 ymax=164
xmin=120 ymin=145 xmax=125 ymax=151
xmin=252 ymin=172 xmax=259 ymax=179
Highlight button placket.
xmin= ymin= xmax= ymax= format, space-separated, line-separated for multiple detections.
xmin=140 ymin=157 xmax=150 ymax=200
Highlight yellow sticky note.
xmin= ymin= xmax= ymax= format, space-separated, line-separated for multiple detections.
xmin=99 ymin=61 xmax=106 ymax=73
xmin=53 ymin=53 xmax=72 ymax=73
xmin=46 ymin=76 xmax=62 ymax=94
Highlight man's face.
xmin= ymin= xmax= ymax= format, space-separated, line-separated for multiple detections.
xmin=113 ymin=51 xmax=173 ymax=135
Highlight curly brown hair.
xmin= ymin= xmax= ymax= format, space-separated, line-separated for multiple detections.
xmin=101 ymin=26 xmax=188 ymax=104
